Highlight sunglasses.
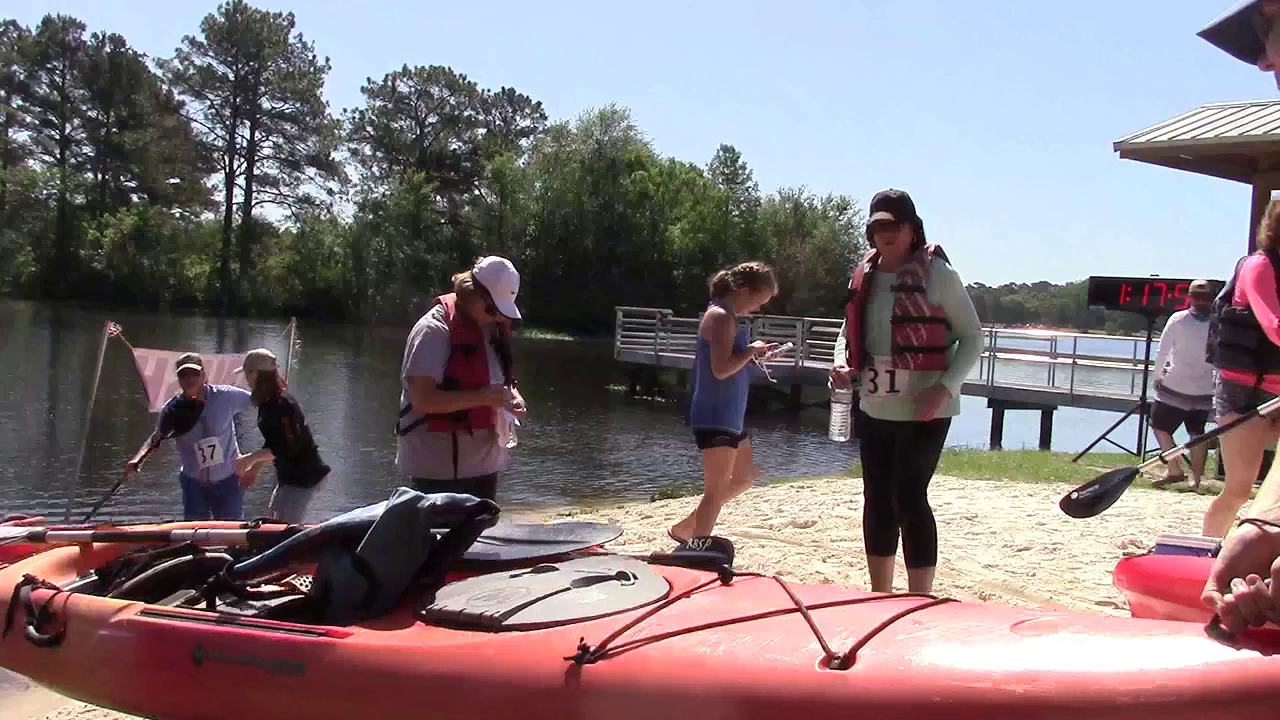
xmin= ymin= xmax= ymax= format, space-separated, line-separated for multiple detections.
xmin=869 ymin=220 xmax=904 ymax=233
xmin=177 ymin=370 xmax=202 ymax=380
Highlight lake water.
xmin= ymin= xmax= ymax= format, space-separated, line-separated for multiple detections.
xmin=0 ymin=300 xmax=1170 ymax=523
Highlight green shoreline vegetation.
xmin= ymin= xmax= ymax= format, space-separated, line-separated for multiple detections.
xmin=2 ymin=4 xmax=1164 ymax=337
xmin=646 ymin=448 xmax=1242 ymax=503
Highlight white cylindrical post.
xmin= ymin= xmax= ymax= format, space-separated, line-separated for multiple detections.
xmin=64 ymin=320 xmax=112 ymax=522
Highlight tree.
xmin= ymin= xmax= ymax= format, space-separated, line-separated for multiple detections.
xmin=20 ymin=14 xmax=91 ymax=296
xmin=759 ymin=187 xmax=864 ymax=316
xmin=81 ymin=31 xmax=209 ymax=218
xmin=707 ymin=143 xmax=762 ymax=256
xmin=160 ymin=0 xmax=341 ymax=314
xmin=0 ymin=20 xmax=31 ymax=218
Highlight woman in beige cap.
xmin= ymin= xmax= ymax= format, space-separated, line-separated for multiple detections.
xmin=394 ymin=256 xmax=527 ymax=501
xmin=233 ymin=348 xmax=331 ymax=523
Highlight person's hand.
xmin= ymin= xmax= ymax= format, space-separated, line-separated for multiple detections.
xmin=829 ymin=364 xmax=855 ymax=390
xmin=509 ymin=389 xmax=528 ymax=420
xmin=234 ymin=454 xmax=258 ymax=479
xmin=238 ymin=463 xmax=260 ymax=488
xmin=913 ymin=384 xmax=951 ymax=422
xmin=122 ymin=460 xmax=140 ymax=479
xmin=748 ymin=340 xmax=779 ymax=359
xmin=1202 ymin=520 xmax=1280 ymax=634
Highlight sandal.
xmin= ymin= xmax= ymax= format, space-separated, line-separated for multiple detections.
xmin=667 ymin=528 xmax=689 ymax=545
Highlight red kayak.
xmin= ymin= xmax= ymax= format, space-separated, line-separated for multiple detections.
xmin=0 ymin=515 xmax=47 ymax=568
xmin=4 ymin=522 xmax=1280 ymax=720
xmin=1113 ymin=552 xmax=1217 ymax=623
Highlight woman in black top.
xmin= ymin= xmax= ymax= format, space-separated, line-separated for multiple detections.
xmin=233 ymin=348 xmax=330 ymax=523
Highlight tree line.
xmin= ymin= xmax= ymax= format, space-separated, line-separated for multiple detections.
xmin=0 ymin=2 xmax=866 ymax=333
xmin=968 ymin=281 xmax=1158 ymax=336
xmin=0 ymin=2 xmax=1160 ymax=336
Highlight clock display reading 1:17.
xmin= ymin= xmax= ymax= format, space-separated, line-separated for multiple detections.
xmin=1116 ymin=280 xmax=1190 ymax=311
xmin=1085 ymin=276 xmax=1217 ymax=316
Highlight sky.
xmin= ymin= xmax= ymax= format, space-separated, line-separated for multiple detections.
xmin=7 ymin=0 xmax=1280 ymax=286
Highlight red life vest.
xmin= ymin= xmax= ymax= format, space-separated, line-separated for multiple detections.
xmin=397 ymin=293 xmax=514 ymax=436
xmin=843 ymin=243 xmax=953 ymax=373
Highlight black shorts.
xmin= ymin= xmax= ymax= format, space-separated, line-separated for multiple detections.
xmin=410 ymin=473 xmax=498 ymax=501
xmin=693 ymin=429 xmax=749 ymax=450
xmin=1149 ymin=400 xmax=1209 ymax=436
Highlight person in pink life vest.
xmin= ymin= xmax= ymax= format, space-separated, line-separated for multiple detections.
xmin=830 ymin=189 xmax=982 ymax=595
xmin=395 ymin=256 xmax=527 ymax=502
xmin=1198 ymin=0 xmax=1280 ymax=632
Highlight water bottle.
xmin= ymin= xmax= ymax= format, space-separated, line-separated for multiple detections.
xmin=829 ymin=386 xmax=854 ymax=443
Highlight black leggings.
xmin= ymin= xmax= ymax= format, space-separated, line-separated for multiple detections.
xmin=857 ymin=412 xmax=951 ymax=569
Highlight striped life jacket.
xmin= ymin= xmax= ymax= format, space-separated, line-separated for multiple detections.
xmin=843 ymin=243 xmax=953 ymax=372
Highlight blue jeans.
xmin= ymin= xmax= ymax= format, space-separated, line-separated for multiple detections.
xmin=179 ymin=473 xmax=244 ymax=521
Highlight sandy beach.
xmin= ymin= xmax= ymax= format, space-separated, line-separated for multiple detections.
xmin=2 ymin=473 xmax=1217 ymax=719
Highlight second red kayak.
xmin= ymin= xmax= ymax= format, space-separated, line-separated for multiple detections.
xmin=1113 ymin=552 xmax=1216 ymax=623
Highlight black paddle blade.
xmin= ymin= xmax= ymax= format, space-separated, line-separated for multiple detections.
xmin=159 ymin=396 xmax=206 ymax=438
xmin=675 ymin=536 xmax=735 ymax=567
xmin=1059 ymin=467 xmax=1139 ymax=519
xmin=648 ymin=550 xmax=733 ymax=573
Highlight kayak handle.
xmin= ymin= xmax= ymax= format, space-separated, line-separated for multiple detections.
xmin=23 ymin=621 xmax=64 ymax=649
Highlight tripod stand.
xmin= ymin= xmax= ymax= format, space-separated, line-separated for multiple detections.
xmin=1071 ymin=314 xmax=1159 ymax=462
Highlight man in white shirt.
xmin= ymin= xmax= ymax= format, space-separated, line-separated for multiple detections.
xmin=1150 ymin=280 xmax=1217 ymax=488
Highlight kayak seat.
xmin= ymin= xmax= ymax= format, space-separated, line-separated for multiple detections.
xmin=419 ymin=555 xmax=670 ymax=631
xmin=107 ymin=552 xmax=235 ymax=604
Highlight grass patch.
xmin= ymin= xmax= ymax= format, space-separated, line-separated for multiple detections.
xmin=930 ymin=448 xmax=1135 ymax=485
xmin=764 ymin=474 xmax=829 ymax=487
xmin=648 ymin=482 xmax=702 ymax=501
xmin=513 ymin=326 xmax=580 ymax=341
xmin=843 ymin=447 xmax=1229 ymax=492
xmin=852 ymin=447 xmax=1252 ymax=497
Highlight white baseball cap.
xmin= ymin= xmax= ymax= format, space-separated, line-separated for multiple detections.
xmin=472 ymin=256 xmax=521 ymax=320
xmin=233 ymin=348 xmax=278 ymax=374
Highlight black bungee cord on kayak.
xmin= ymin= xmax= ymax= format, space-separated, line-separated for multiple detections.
xmin=568 ymin=564 xmax=956 ymax=670
xmin=2 ymin=574 xmax=67 ymax=648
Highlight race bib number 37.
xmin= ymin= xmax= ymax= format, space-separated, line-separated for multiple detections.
xmin=861 ymin=356 xmax=909 ymax=399
xmin=195 ymin=436 xmax=224 ymax=470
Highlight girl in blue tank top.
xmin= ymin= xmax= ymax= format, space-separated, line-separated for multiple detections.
xmin=670 ymin=261 xmax=780 ymax=544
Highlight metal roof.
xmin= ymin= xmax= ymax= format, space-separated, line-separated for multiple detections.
xmin=1114 ymin=100 xmax=1280 ymax=184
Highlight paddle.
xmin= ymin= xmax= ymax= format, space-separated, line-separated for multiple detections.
xmin=0 ymin=520 xmax=622 ymax=550
xmin=615 ymin=536 xmax=736 ymax=573
xmin=1060 ymin=395 xmax=1280 ymax=519
xmin=82 ymin=395 xmax=206 ymax=524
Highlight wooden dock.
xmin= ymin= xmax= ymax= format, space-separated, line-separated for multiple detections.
xmin=614 ymin=306 xmax=1162 ymax=451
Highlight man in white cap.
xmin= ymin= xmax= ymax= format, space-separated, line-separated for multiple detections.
xmin=395 ymin=255 xmax=528 ymax=501
xmin=122 ymin=352 xmax=256 ymax=520
xmin=1149 ymin=280 xmax=1218 ymax=489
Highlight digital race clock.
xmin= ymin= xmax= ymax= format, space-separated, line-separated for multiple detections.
xmin=1085 ymin=276 xmax=1223 ymax=315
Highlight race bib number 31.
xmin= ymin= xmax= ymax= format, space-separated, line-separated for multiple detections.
xmin=861 ymin=356 xmax=909 ymax=399
xmin=195 ymin=437 xmax=224 ymax=470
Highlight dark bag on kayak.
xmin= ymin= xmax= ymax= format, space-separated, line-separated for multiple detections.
xmin=309 ymin=488 xmax=499 ymax=625
xmin=220 ymin=488 xmax=498 ymax=625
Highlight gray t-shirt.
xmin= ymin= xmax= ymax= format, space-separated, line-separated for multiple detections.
xmin=395 ymin=304 xmax=509 ymax=480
